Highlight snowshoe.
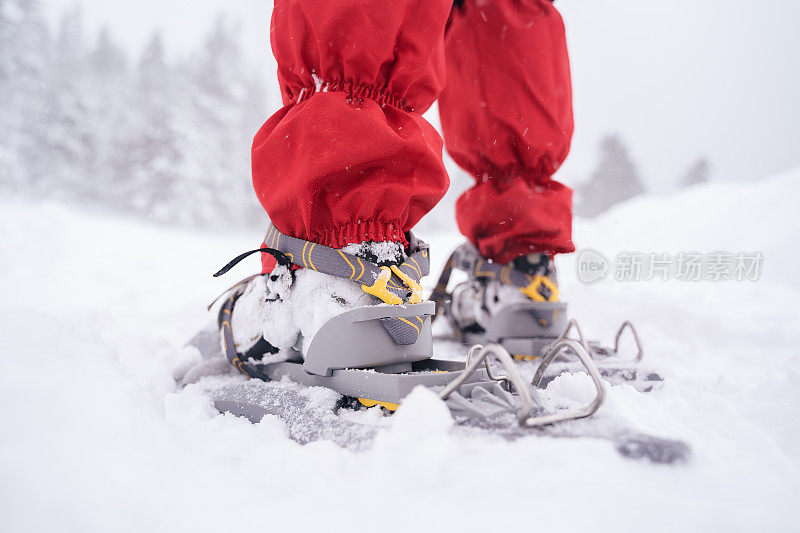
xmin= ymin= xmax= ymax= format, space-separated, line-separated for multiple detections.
xmin=175 ymin=225 xmax=688 ymax=463
xmin=430 ymin=242 xmax=664 ymax=392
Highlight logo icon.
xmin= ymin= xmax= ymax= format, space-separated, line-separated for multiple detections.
xmin=577 ymin=248 xmax=609 ymax=284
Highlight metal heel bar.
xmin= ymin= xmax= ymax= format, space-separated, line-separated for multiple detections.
xmin=545 ymin=318 xmax=591 ymax=354
xmin=528 ymin=338 xmax=606 ymax=427
xmin=613 ymin=320 xmax=645 ymax=363
xmin=546 ymin=318 xmax=645 ymax=365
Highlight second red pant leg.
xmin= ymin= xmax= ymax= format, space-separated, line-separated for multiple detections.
xmin=440 ymin=0 xmax=575 ymax=264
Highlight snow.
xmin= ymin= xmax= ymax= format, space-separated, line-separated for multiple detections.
xmin=2 ymin=170 xmax=800 ymax=532
xmin=260 ymin=267 xmax=374 ymax=356
xmin=342 ymin=240 xmax=405 ymax=264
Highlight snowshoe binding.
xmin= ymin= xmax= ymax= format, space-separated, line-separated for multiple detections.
xmin=430 ymin=243 xmax=664 ymax=392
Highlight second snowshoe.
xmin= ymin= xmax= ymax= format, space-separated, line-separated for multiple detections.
xmin=430 ymin=242 xmax=663 ymax=392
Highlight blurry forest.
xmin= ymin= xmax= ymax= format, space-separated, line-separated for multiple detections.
xmin=0 ymin=0 xmax=269 ymax=228
xmin=574 ymin=135 xmax=710 ymax=218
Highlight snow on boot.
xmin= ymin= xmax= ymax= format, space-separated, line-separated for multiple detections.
xmin=205 ymin=225 xmax=442 ymax=380
xmin=218 ymin=233 xmax=412 ymax=373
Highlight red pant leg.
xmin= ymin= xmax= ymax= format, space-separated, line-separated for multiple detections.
xmin=440 ymin=0 xmax=575 ymax=264
xmin=253 ymin=0 xmax=452 ymax=273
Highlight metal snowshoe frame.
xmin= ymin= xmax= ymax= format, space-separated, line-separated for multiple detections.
xmin=210 ymin=225 xmax=610 ymax=427
xmin=439 ymin=340 xmax=606 ymax=427
xmin=548 ymin=318 xmax=645 ymax=364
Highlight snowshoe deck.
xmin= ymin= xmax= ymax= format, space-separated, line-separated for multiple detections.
xmin=202 ymin=376 xmax=689 ymax=464
xmin=183 ymin=323 xmax=688 ymax=464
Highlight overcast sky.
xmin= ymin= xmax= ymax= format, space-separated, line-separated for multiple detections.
xmin=42 ymin=0 xmax=800 ymax=191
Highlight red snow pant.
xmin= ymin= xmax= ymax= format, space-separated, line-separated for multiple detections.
xmin=253 ymin=0 xmax=574 ymax=271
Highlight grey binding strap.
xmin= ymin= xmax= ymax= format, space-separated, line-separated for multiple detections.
xmin=261 ymin=224 xmax=430 ymax=305
xmin=431 ymin=243 xmax=559 ymax=306
xmin=218 ymin=288 xmax=270 ymax=380
xmin=430 ymin=254 xmax=455 ymax=313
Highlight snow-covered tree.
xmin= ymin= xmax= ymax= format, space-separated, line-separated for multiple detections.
xmin=38 ymin=8 xmax=95 ymax=202
xmin=89 ymin=27 xmax=127 ymax=80
xmin=0 ymin=0 xmax=50 ymax=194
xmin=182 ymin=15 xmax=265 ymax=227
xmin=83 ymin=27 xmax=130 ymax=203
xmin=576 ymin=135 xmax=645 ymax=218
xmin=106 ymin=31 xmax=184 ymax=220
xmin=680 ymin=158 xmax=710 ymax=188
xmin=0 ymin=7 xmax=268 ymax=230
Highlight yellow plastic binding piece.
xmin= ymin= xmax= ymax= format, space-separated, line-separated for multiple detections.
xmin=390 ymin=265 xmax=423 ymax=304
xmin=520 ymin=275 xmax=560 ymax=302
xmin=362 ymin=266 xmax=403 ymax=305
xmin=358 ymin=398 xmax=399 ymax=411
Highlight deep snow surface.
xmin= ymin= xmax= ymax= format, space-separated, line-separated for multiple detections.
xmin=1 ymin=170 xmax=799 ymax=532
